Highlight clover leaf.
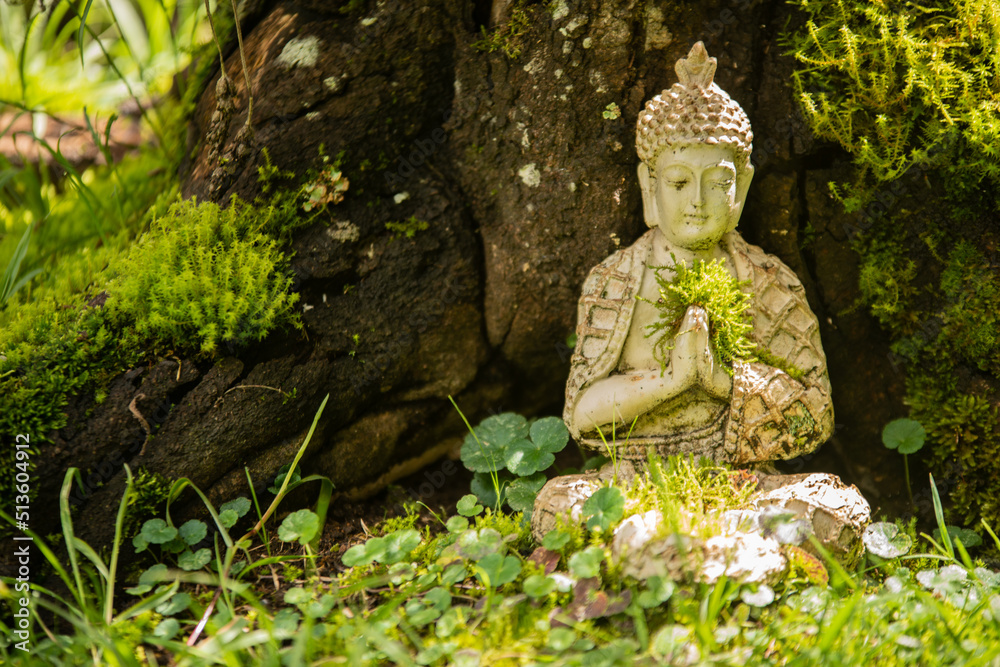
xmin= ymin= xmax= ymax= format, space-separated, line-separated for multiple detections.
xmin=933 ymin=526 xmax=983 ymax=549
xmin=156 ymin=592 xmax=191 ymax=617
xmin=523 ymin=574 xmax=557 ymax=598
xmin=153 ymin=618 xmax=180 ymax=640
xmin=454 ymin=528 xmax=503 ymax=561
xmin=218 ymin=509 xmax=240 ymax=529
xmin=506 ymin=473 xmax=547 ymax=515
xmin=503 ymin=417 xmax=568 ymax=476
xmin=542 ymin=529 xmax=571 ymax=550
xmin=141 ymin=518 xmax=178 ymax=545
xmin=637 ymin=575 xmax=676 ymax=608
xmin=179 ymin=520 xmax=208 ymax=546
xmin=548 ymin=628 xmax=577 ymax=652
xmin=916 ymin=564 xmax=968 ymax=598
xmin=278 ymin=509 xmax=320 ymax=545
xmin=530 ymin=417 xmax=569 ymax=453
xmin=470 ymin=472 xmax=508 ymax=510
xmin=178 ymin=548 xmax=212 ymax=571
xmin=863 ymin=522 xmax=913 ymax=559
xmin=126 ymin=563 xmax=170 ymax=595
xmin=460 ymin=413 xmax=529 ymax=473
xmin=475 ymin=553 xmax=521 ymax=588
xmin=506 ymin=439 xmax=555 ymax=476
xmin=269 ymin=464 xmax=301 ymax=494
xmin=446 ymin=516 xmax=470 ymax=533
xmin=378 ymin=529 xmax=422 ymax=565
xmin=220 ymin=497 xmax=251 ymax=519
xmin=284 ymin=587 xmax=312 ymax=605
xmin=569 ymin=546 xmax=605 ymax=579
xmin=882 ymin=418 xmax=926 ymax=455
xmin=582 ymin=486 xmax=625 ymax=532
xmin=456 ymin=494 xmax=484 ymax=517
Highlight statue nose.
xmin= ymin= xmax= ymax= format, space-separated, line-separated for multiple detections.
xmin=690 ymin=177 xmax=705 ymax=208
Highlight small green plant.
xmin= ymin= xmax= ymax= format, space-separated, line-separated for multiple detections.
xmin=882 ymin=417 xmax=926 ymax=504
xmin=0 ymin=225 xmax=41 ymax=308
xmin=385 ymin=215 xmax=429 ymax=240
xmin=602 ymin=102 xmax=621 ymax=120
xmin=301 ymin=161 xmax=349 ymax=212
xmin=471 ymin=5 xmax=531 ymax=59
xmin=788 ymin=0 xmax=1000 ymax=188
xmin=453 ymin=405 xmax=569 ymax=519
xmin=643 ymin=256 xmax=755 ymax=374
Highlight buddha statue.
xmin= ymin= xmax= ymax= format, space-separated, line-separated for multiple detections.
xmin=564 ymin=42 xmax=833 ymax=466
xmin=531 ymin=44 xmax=869 ymax=577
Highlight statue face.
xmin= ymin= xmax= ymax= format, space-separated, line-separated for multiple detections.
xmin=639 ymin=144 xmax=753 ymax=250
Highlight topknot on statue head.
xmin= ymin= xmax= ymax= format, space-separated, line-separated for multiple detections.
xmin=635 ymin=42 xmax=754 ymax=174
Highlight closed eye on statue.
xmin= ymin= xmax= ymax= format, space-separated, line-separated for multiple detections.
xmin=667 ymin=179 xmax=689 ymax=190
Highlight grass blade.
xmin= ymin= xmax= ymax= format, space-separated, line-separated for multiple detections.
xmin=78 ymin=0 xmax=96 ymax=66
xmin=817 ymin=592 xmax=860 ymax=651
xmin=107 ymin=464 xmax=135 ymax=624
xmin=240 ymin=393 xmax=330 ymax=543
xmin=2 ymin=224 xmax=36 ymax=304
xmin=929 ymin=473 xmax=954 ymax=559
xmin=59 ymin=468 xmax=92 ymax=617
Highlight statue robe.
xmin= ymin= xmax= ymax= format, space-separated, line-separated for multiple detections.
xmin=563 ymin=229 xmax=834 ymax=465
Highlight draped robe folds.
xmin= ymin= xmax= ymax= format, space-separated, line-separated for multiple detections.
xmin=563 ymin=229 xmax=834 ymax=465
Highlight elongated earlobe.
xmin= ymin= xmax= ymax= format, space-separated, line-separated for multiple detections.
xmin=638 ymin=163 xmax=658 ymax=228
xmin=730 ymin=163 xmax=754 ymax=231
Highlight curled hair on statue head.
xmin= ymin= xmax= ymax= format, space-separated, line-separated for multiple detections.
xmin=636 ymin=42 xmax=753 ymax=176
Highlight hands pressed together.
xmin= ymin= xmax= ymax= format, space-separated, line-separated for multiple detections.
xmin=668 ymin=304 xmax=733 ymax=400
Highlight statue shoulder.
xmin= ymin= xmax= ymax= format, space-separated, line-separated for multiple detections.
xmin=730 ymin=234 xmax=806 ymax=295
xmin=580 ymin=231 xmax=653 ymax=299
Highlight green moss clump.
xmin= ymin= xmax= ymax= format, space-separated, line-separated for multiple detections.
xmin=384 ymin=215 xmax=428 ymax=240
xmin=788 ymin=0 xmax=1000 ymax=187
xmin=898 ymin=242 xmax=1000 ymax=527
xmin=1 ymin=177 xmax=311 ymax=513
xmin=105 ymin=196 xmax=304 ymax=356
xmin=644 ymin=257 xmax=755 ymax=375
xmin=472 ymin=2 xmax=532 ymax=59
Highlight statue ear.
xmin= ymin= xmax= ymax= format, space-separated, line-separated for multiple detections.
xmin=638 ymin=162 xmax=657 ymax=227
xmin=731 ymin=163 xmax=754 ymax=230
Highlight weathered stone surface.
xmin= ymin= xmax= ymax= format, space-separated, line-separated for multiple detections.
xmin=755 ymin=472 xmax=871 ymax=566
xmin=532 ymin=468 xmax=868 ymax=584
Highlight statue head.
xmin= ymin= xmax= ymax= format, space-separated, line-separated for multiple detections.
xmin=636 ymin=42 xmax=755 ymax=250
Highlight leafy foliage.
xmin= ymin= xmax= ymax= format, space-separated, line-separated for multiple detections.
xmin=882 ymin=418 xmax=926 ymax=455
xmin=789 ymin=0 xmax=1000 ymax=187
xmin=457 ymin=409 xmax=570 ymax=518
xmin=644 ymin=256 xmax=755 ymax=374
xmin=788 ymin=0 xmax=1000 ymax=530
xmin=10 ymin=442 xmax=1000 ymax=666
xmin=471 ymin=2 xmax=532 ymax=59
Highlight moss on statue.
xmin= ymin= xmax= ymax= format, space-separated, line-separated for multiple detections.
xmin=788 ymin=0 xmax=1000 ymax=531
xmin=644 ymin=257 xmax=755 ymax=375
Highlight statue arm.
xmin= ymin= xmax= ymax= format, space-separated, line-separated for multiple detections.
xmin=572 ymin=305 xmax=709 ymax=434
xmin=724 ymin=278 xmax=835 ymax=464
